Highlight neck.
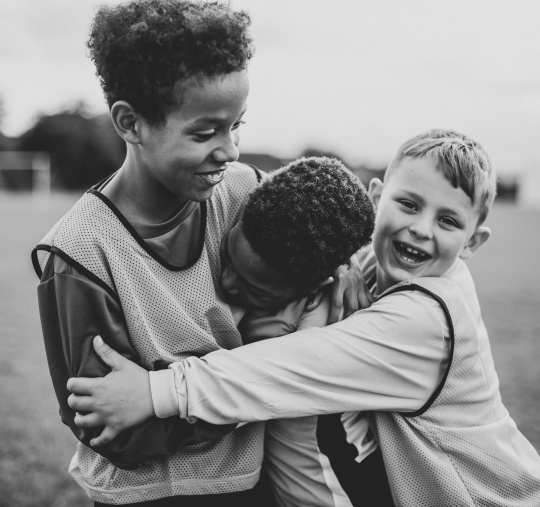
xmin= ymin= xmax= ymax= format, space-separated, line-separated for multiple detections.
xmin=375 ymin=266 xmax=393 ymax=296
xmin=102 ymin=158 xmax=188 ymax=225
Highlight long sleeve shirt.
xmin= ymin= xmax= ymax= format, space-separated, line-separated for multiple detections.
xmin=150 ymin=287 xmax=450 ymax=422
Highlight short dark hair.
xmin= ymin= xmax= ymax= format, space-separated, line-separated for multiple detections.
xmin=242 ymin=157 xmax=375 ymax=286
xmin=87 ymin=0 xmax=254 ymax=126
xmin=385 ymin=128 xmax=497 ymax=225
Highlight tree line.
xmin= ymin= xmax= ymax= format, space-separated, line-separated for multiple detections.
xmin=0 ymin=104 xmax=125 ymax=190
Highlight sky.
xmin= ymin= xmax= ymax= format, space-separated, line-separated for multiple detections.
xmin=1 ymin=0 xmax=539 ymax=176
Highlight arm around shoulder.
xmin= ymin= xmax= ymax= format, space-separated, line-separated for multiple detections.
xmin=167 ymin=289 xmax=447 ymax=424
xmin=37 ymin=253 xmax=234 ymax=468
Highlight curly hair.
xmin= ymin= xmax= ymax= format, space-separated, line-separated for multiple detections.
xmin=87 ymin=0 xmax=254 ymax=125
xmin=241 ymin=157 xmax=375 ymax=287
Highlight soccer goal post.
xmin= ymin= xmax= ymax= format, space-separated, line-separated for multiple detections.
xmin=0 ymin=151 xmax=51 ymax=196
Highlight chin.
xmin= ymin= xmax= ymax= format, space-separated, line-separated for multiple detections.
xmin=221 ymin=292 xmax=245 ymax=308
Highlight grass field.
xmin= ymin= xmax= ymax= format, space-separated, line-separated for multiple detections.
xmin=1 ymin=192 xmax=539 ymax=506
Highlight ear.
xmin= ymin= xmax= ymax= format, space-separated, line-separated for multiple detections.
xmin=460 ymin=226 xmax=491 ymax=260
xmin=110 ymin=101 xmax=142 ymax=145
xmin=368 ymin=178 xmax=384 ymax=209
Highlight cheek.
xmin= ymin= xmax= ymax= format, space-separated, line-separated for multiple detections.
xmin=436 ymin=236 xmax=462 ymax=264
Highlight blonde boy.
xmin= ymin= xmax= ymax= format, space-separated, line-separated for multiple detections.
xmin=68 ymin=130 xmax=540 ymax=506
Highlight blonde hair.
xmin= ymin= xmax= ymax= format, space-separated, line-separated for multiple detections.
xmin=385 ymin=129 xmax=497 ymax=225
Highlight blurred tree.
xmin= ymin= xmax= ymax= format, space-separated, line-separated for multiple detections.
xmin=301 ymin=146 xmax=384 ymax=186
xmin=19 ymin=104 xmax=125 ymax=190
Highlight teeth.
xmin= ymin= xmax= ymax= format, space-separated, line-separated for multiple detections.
xmin=200 ymin=171 xmax=224 ymax=182
xmin=406 ymin=246 xmax=424 ymax=257
xmin=206 ymin=172 xmax=221 ymax=181
xmin=396 ymin=243 xmax=428 ymax=263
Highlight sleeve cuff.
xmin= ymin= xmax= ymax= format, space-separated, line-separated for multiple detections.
xmin=149 ymin=369 xmax=180 ymax=418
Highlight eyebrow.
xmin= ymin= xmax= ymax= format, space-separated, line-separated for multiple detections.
xmin=400 ymin=189 xmax=425 ymax=204
xmin=191 ymin=109 xmax=247 ymax=127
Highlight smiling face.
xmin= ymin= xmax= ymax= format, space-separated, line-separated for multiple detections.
xmin=135 ymin=70 xmax=249 ymax=206
xmin=220 ymin=222 xmax=308 ymax=311
xmin=369 ymin=156 xmax=490 ymax=293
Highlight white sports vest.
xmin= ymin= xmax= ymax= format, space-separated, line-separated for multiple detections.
xmin=372 ymin=271 xmax=540 ymax=507
xmin=35 ymin=163 xmax=266 ymax=504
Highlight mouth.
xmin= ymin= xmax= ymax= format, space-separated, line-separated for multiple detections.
xmin=393 ymin=241 xmax=431 ymax=264
xmin=196 ymin=167 xmax=227 ymax=185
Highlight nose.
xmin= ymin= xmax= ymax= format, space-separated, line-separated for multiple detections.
xmin=221 ymin=262 xmax=241 ymax=296
xmin=214 ymin=132 xmax=240 ymax=164
xmin=409 ymin=214 xmax=433 ymax=240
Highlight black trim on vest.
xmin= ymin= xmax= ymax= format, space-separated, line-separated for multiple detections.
xmin=52 ymin=246 xmax=121 ymax=303
xmin=247 ymin=164 xmax=264 ymax=183
xmin=32 ymin=244 xmax=50 ymax=278
xmin=316 ymin=414 xmax=396 ymax=506
xmin=88 ymin=190 xmax=208 ymax=272
xmin=32 ymin=243 xmax=120 ymax=302
xmin=379 ymin=283 xmax=456 ymax=418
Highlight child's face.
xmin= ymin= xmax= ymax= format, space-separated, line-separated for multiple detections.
xmin=369 ymin=156 xmax=490 ymax=292
xmin=137 ymin=70 xmax=249 ymax=205
xmin=219 ymin=223 xmax=306 ymax=311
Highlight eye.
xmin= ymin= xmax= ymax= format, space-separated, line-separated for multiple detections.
xmin=193 ymin=129 xmax=216 ymax=140
xmin=439 ymin=216 xmax=460 ymax=228
xmin=398 ymin=199 xmax=417 ymax=211
xmin=232 ymin=120 xmax=246 ymax=131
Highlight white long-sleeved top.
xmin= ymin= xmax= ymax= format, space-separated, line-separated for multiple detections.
xmin=150 ymin=286 xmax=448 ymax=421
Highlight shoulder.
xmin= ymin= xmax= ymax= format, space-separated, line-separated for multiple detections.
xmin=39 ymin=192 xmax=113 ymax=245
xmin=215 ymin=162 xmax=264 ymax=201
xmin=371 ymin=289 xmax=448 ymax=342
xmin=33 ymin=192 xmax=118 ymax=281
xmin=240 ymin=297 xmax=310 ymax=343
xmin=206 ymin=162 xmax=265 ymax=235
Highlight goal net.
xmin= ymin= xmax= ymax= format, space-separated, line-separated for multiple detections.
xmin=0 ymin=151 xmax=51 ymax=196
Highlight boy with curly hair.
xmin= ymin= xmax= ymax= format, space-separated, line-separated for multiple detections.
xmin=33 ymin=1 xmax=265 ymax=505
xmin=72 ymin=129 xmax=540 ymax=506
xmin=218 ymin=156 xmax=375 ymax=313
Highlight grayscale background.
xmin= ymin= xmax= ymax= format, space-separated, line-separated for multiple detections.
xmin=1 ymin=1 xmax=539 ymax=505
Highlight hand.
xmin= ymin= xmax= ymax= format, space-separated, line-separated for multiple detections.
xmin=327 ymin=252 xmax=373 ymax=324
xmin=66 ymin=336 xmax=155 ymax=447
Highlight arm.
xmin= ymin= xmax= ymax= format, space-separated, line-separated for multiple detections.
xmin=38 ymin=253 xmax=234 ymax=469
xmin=68 ymin=290 xmax=447 ymax=434
xmin=166 ymin=290 xmax=446 ymax=424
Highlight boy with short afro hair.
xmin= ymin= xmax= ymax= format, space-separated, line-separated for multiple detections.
xmin=241 ymin=156 xmax=374 ymax=288
xmin=70 ymin=129 xmax=540 ymax=506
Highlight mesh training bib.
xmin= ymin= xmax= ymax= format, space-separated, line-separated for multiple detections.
xmin=35 ymin=163 xmax=266 ymax=504
xmin=371 ymin=270 xmax=540 ymax=507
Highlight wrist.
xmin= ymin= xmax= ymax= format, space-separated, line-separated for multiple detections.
xmin=149 ymin=369 xmax=179 ymax=418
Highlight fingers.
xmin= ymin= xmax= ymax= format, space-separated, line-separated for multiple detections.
xmin=67 ymin=393 xmax=97 ymax=412
xmin=342 ymin=291 xmax=360 ymax=320
xmin=93 ymin=335 xmax=127 ymax=370
xmin=90 ymin=427 xmax=120 ymax=447
xmin=327 ymin=278 xmax=345 ymax=324
xmin=73 ymin=410 xmax=104 ymax=429
xmin=66 ymin=376 xmax=101 ymax=395
xmin=358 ymin=286 xmax=374 ymax=309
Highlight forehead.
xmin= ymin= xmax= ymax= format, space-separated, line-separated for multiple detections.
xmin=388 ymin=157 xmax=479 ymax=215
xmin=170 ymin=71 xmax=249 ymax=122
xmin=226 ymin=223 xmax=294 ymax=292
